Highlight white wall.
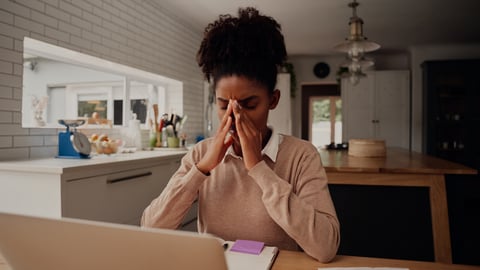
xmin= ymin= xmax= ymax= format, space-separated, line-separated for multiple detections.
xmin=288 ymin=52 xmax=410 ymax=138
xmin=410 ymin=43 xmax=480 ymax=152
xmin=0 ymin=0 xmax=203 ymax=160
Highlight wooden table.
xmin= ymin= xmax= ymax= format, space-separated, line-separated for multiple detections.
xmin=273 ymin=250 xmax=480 ymax=270
xmin=319 ymin=148 xmax=477 ymax=264
xmin=2 ymin=250 xmax=480 ymax=270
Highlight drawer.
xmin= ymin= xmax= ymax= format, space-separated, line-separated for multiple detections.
xmin=62 ymin=159 xmax=180 ymax=225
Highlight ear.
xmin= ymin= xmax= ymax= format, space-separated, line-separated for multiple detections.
xmin=269 ymin=89 xmax=281 ymax=110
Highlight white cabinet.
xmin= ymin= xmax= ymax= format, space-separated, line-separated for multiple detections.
xmin=268 ymin=73 xmax=292 ymax=135
xmin=0 ymin=151 xmax=184 ymax=226
xmin=341 ymin=70 xmax=410 ymax=148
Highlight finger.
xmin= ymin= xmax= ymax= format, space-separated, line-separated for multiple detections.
xmin=221 ymin=115 xmax=232 ymax=135
xmin=232 ymin=100 xmax=244 ymax=132
xmin=220 ymin=116 xmax=235 ymax=147
xmin=232 ymin=101 xmax=255 ymax=139
xmin=219 ymin=100 xmax=234 ymax=128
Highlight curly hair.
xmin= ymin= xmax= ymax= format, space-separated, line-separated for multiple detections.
xmin=197 ymin=7 xmax=287 ymax=94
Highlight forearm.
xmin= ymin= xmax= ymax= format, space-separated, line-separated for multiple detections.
xmin=249 ymin=161 xmax=340 ymax=262
xmin=141 ymin=164 xmax=207 ymax=229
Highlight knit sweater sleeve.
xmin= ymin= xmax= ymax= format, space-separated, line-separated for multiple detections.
xmin=248 ymin=144 xmax=340 ymax=262
xmin=140 ymin=147 xmax=208 ymax=229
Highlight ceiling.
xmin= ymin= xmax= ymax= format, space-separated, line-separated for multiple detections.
xmin=154 ymin=0 xmax=480 ymax=56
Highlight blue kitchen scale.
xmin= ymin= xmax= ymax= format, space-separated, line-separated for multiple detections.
xmin=56 ymin=119 xmax=91 ymax=159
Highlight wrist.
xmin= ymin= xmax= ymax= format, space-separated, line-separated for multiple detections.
xmin=195 ymin=162 xmax=211 ymax=176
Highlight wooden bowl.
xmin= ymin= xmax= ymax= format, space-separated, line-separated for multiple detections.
xmin=348 ymin=139 xmax=386 ymax=157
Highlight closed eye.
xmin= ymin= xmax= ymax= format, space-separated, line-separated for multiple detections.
xmin=217 ymin=100 xmax=228 ymax=110
xmin=238 ymin=99 xmax=258 ymax=110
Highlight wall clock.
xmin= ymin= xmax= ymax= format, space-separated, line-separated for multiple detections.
xmin=313 ymin=62 xmax=330 ymax=78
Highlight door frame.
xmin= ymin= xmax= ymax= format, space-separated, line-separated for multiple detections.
xmin=301 ymin=83 xmax=340 ymax=140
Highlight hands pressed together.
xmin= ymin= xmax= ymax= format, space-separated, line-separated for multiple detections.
xmin=196 ymin=99 xmax=264 ymax=174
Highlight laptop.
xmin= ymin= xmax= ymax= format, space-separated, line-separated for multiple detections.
xmin=0 ymin=212 xmax=227 ymax=270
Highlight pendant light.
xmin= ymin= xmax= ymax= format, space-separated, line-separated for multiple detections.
xmin=334 ymin=0 xmax=380 ymax=85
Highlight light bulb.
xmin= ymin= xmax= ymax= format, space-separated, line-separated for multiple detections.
xmin=349 ymin=74 xmax=360 ymax=85
xmin=348 ymin=44 xmax=364 ymax=59
xmin=348 ymin=61 xmax=362 ymax=73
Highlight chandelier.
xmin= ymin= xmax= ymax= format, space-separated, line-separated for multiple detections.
xmin=334 ymin=0 xmax=380 ymax=85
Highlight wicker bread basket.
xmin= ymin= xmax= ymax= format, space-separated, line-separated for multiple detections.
xmin=348 ymin=139 xmax=386 ymax=157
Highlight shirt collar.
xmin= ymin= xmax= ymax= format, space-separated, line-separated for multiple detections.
xmin=225 ymin=126 xmax=282 ymax=163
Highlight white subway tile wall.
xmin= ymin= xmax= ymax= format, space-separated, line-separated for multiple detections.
xmin=0 ymin=0 xmax=204 ymax=160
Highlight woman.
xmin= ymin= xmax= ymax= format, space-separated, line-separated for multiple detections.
xmin=141 ymin=7 xmax=340 ymax=262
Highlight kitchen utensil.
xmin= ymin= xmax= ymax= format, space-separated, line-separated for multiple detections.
xmin=165 ymin=125 xmax=175 ymax=137
xmin=162 ymin=127 xmax=168 ymax=147
xmin=153 ymin=105 xmax=162 ymax=147
xmin=152 ymin=104 xmax=159 ymax=128
xmin=57 ymin=119 xmax=91 ymax=159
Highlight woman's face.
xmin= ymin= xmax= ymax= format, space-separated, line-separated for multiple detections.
xmin=215 ymin=75 xmax=278 ymax=147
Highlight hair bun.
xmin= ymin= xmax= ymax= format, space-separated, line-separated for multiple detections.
xmin=197 ymin=7 xmax=287 ymax=93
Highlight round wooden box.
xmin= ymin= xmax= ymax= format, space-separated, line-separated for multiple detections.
xmin=348 ymin=139 xmax=386 ymax=157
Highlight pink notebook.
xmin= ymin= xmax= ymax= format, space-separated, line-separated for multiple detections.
xmin=224 ymin=240 xmax=279 ymax=270
xmin=230 ymin=239 xmax=265 ymax=255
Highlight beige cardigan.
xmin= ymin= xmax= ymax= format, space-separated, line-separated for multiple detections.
xmin=141 ymin=133 xmax=340 ymax=262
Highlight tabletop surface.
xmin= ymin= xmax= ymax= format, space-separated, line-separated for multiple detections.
xmin=2 ymin=250 xmax=480 ymax=270
xmin=272 ymin=250 xmax=480 ymax=270
xmin=319 ymin=148 xmax=477 ymax=175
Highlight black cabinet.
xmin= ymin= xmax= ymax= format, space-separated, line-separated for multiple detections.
xmin=422 ymin=59 xmax=480 ymax=265
xmin=422 ymin=59 xmax=480 ymax=166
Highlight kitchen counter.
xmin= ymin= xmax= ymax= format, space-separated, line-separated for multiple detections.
xmin=0 ymin=149 xmax=188 ymax=225
xmin=319 ymin=147 xmax=477 ymax=264
xmin=0 ymin=148 xmax=187 ymax=176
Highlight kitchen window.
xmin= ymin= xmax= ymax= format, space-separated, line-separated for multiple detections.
xmin=61 ymin=80 xmax=162 ymax=127
xmin=22 ymin=37 xmax=183 ymax=129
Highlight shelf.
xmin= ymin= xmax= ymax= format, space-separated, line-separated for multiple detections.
xmin=436 ymin=148 xmax=466 ymax=153
xmin=435 ymin=119 xmax=465 ymax=125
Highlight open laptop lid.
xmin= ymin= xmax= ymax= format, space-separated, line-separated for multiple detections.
xmin=0 ymin=212 xmax=227 ymax=270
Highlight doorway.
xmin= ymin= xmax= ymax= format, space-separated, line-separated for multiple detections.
xmin=301 ymin=84 xmax=341 ymax=148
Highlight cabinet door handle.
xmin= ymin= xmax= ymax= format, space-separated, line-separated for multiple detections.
xmin=107 ymin=172 xmax=152 ymax=184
